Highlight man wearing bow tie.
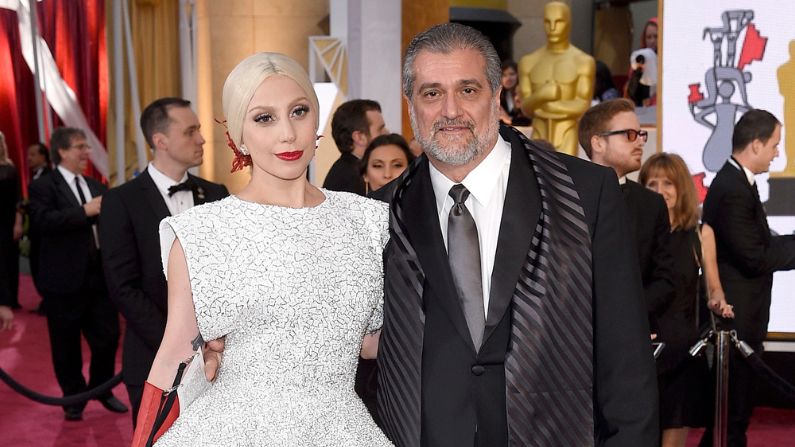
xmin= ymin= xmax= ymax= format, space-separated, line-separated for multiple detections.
xmin=700 ymin=109 xmax=795 ymax=447
xmin=98 ymin=97 xmax=228 ymax=423
xmin=28 ymin=127 xmax=125 ymax=421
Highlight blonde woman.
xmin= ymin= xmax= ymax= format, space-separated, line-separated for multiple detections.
xmin=132 ymin=53 xmax=392 ymax=446
xmin=639 ymin=153 xmax=733 ymax=447
xmin=0 ymin=131 xmax=22 ymax=328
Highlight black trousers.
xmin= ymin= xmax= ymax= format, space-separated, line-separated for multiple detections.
xmin=43 ymin=273 xmax=120 ymax=411
xmin=0 ymin=239 xmax=19 ymax=307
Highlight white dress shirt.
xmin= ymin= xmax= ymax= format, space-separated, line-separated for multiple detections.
xmin=728 ymin=157 xmax=756 ymax=186
xmin=429 ymin=135 xmax=512 ymax=318
xmin=57 ymin=164 xmax=100 ymax=247
xmin=147 ymin=163 xmax=194 ymax=215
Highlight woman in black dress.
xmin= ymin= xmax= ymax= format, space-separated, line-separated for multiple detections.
xmin=0 ymin=131 xmax=22 ymax=329
xmin=639 ymin=153 xmax=734 ymax=447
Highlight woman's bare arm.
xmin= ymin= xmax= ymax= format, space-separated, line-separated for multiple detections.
xmin=701 ymin=224 xmax=735 ymax=319
xmin=146 ymin=239 xmax=203 ymax=389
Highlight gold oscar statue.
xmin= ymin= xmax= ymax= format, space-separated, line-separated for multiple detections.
xmin=766 ymin=39 xmax=795 ymax=215
xmin=519 ymin=1 xmax=595 ymax=156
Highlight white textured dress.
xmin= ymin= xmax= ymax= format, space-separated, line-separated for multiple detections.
xmin=154 ymin=191 xmax=392 ymax=446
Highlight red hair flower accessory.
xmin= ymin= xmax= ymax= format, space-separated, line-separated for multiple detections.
xmin=215 ymin=118 xmax=252 ymax=173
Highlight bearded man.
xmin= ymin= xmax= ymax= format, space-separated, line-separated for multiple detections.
xmin=372 ymin=23 xmax=659 ymax=447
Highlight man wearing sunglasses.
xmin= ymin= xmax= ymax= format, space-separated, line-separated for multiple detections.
xmin=579 ymin=98 xmax=676 ymax=342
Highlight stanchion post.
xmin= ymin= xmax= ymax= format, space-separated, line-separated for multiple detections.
xmin=714 ymin=331 xmax=730 ymax=447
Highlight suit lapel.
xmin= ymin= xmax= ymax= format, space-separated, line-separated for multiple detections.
xmin=401 ymin=158 xmax=475 ymax=351
xmin=139 ymin=169 xmax=172 ymax=220
xmin=52 ymin=169 xmax=81 ymax=208
xmin=85 ymin=177 xmax=104 ymax=198
xmin=485 ymin=129 xmax=541 ymax=333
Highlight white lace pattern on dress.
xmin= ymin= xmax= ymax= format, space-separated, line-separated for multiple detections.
xmin=155 ymin=191 xmax=391 ymax=446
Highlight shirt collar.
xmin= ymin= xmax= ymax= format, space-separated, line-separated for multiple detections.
xmin=148 ymin=162 xmax=189 ymax=195
xmin=429 ymin=135 xmax=511 ymax=214
xmin=57 ymin=164 xmax=79 ymax=184
xmin=728 ymin=157 xmax=755 ymax=186
xmin=617 ymin=175 xmax=628 ymax=185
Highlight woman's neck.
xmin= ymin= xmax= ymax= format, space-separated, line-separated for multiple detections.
xmin=238 ymin=171 xmax=323 ymax=208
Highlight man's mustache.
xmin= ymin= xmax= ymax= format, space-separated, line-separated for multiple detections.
xmin=432 ymin=119 xmax=475 ymax=134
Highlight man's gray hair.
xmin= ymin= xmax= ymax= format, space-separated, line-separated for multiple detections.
xmin=402 ymin=23 xmax=502 ymax=100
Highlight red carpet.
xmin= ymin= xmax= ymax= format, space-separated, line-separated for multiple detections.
xmin=0 ymin=274 xmax=132 ymax=447
xmin=2 ymin=273 xmax=794 ymax=446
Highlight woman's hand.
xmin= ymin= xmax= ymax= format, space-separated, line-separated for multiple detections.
xmin=360 ymin=330 xmax=381 ymax=359
xmin=203 ymin=337 xmax=225 ymax=381
xmin=707 ymin=288 xmax=735 ymax=319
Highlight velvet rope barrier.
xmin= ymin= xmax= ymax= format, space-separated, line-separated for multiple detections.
xmin=731 ymin=334 xmax=795 ymax=404
xmin=0 ymin=367 xmax=122 ymax=406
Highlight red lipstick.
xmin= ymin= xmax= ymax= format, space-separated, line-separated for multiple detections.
xmin=275 ymin=151 xmax=304 ymax=161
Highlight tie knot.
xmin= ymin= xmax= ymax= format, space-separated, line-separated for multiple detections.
xmin=449 ymin=184 xmax=470 ymax=205
xmin=168 ymin=179 xmax=194 ymax=197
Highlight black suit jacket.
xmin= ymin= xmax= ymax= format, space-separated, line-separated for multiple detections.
xmin=28 ymin=168 xmax=107 ymax=294
xmin=323 ymin=152 xmax=366 ymax=195
xmin=374 ymin=127 xmax=658 ymax=447
xmin=98 ymin=169 xmax=228 ymax=385
xmin=703 ymin=161 xmax=795 ymax=345
xmin=621 ymin=180 xmax=676 ymax=332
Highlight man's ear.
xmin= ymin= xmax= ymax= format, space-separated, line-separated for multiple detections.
xmin=352 ymin=129 xmax=368 ymax=148
xmin=152 ymin=132 xmax=168 ymax=152
xmin=590 ymin=134 xmax=605 ymax=158
xmin=750 ymin=138 xmax=762 ymax=156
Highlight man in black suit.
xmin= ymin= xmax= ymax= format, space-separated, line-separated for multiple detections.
xmin=374 ymin=24 xmax=658 ymax=447
xmin=581 ymin=98 xmax=675 ymax=337
xmin=25 ymin=142 xmax=52 ymax=308
xmin=27 ymin=142 xmax=52 ymax=181
xmin=28 ymin=127 xmax=126 ymax=421
xmin=699 ymin=109 xmax=795 ymax=447
xmin=324 ymin=99 xmax=388 ymax=195
xmin=99 ymin=97 xmax=228 ymax=423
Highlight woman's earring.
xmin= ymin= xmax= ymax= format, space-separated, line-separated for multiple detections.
xmin=315 ymin=134 xmax=324 ymax=148
xmin=239 ymin=144 xmax=250 ymax=155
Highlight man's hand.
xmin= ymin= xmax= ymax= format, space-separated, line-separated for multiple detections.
xmin=12 ymin=212 xmax=23 ymax=240
xmin=0 ymin=306 xmax=14 ymax=330
xmin=203 ymin=337 xmax=225 ymax=381
xmin=83 ymin=196 xmax=102 ymax=217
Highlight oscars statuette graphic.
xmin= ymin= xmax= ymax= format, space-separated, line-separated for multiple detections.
xmin=768 ymin=40 xmax=795 ymax=215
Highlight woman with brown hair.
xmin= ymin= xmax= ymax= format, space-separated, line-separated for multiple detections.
xmin=640 ymin=152 xmax=733 ymax=447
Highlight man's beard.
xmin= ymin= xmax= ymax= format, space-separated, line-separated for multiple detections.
xmin=409 ymin=102 xmax=499 ymax=166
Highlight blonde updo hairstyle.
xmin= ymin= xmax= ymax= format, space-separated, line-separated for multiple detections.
xmin=222 ymin=52 xmax=320 ymax=149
